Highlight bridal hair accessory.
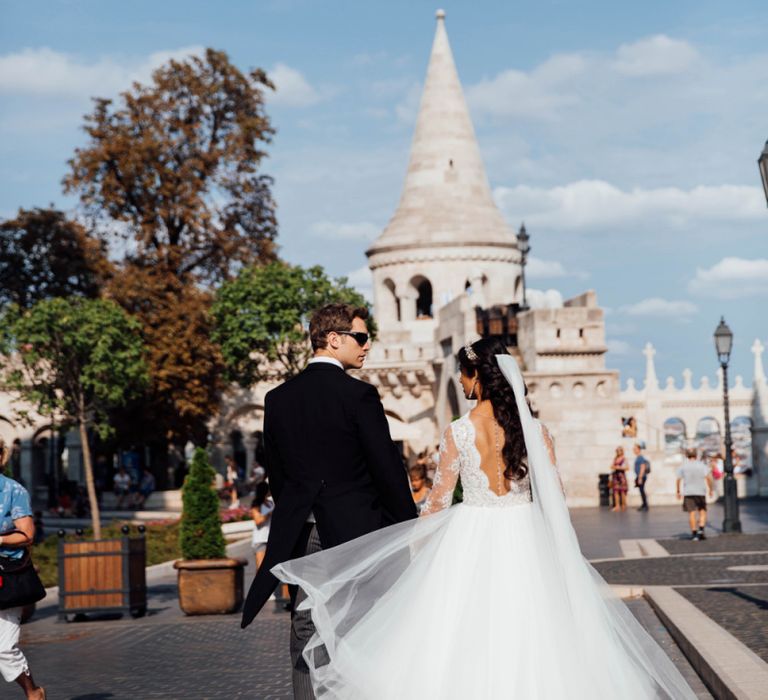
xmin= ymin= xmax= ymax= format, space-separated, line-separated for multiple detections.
xmin=464 ymin=342 xmax=478 ymax=362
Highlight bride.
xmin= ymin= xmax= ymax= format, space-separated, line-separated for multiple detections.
xmin=273 ymin=338 xmax=696 ymax=699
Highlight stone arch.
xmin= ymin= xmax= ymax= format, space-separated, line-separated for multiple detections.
xmin=695 ymin=416 xmax=721 ymax=457
xmin=663 ymin=417 xmax=686 ymax=455
xmin=381 ymin=277 xmax=401 ymax=323
xmin=409 ymin=275 xmax=433 ymax=319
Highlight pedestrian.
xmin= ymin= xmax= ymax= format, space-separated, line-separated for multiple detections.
xmin=113 ymin=466 xmax=132 ymax=509
xmin=133 ymin=467 xmax=156 ymax=510
xmin=224 ymin=455 xmax=239 ymax=509
xmin=409 ymin=464 xmax=432 ymax=513
xmin=0 ymin=473 xmax=46 ymax=699
xmin=610 ymin=446 xmax=628 ymax=512
xmin=633 ymin=442 xmax=650 ymax=511
xmin=676 ymin=448 xmax=713 ymax=541
xmin=250 ymin=481 xmax=274 ymax=571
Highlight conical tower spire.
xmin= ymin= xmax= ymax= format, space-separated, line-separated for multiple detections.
xmin=368 ymin=10 xmax=516 ymax=254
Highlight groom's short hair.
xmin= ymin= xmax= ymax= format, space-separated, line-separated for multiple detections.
xmin=310 ymin=303 xmax=369 ymax=351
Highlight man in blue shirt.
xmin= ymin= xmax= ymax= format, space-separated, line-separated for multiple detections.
xmin=633 ymin=442 xmax=650 ymax=512
xmin=0 ymin=473 xmax=46 ymax=698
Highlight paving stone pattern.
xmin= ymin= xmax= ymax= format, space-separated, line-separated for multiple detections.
xmin=676 ymin=585 xmax=768 ymax=664
xmin=22 ymin=605 xmax=293 ymax=699
xmin=593 ymin=552 xmax=768 ymax=587
xmin=660 ymin=532 xmax=768 ymax=555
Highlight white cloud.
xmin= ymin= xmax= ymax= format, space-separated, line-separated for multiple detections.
xmin=494 ymin=180 xmax=764 ymax=231
xmin=607 ymin=339 xmax=632 ymax=355
xmin=614 ymin=35 xmax=700 ymax=77
xmin=527 ymin=288 xmax=564 ymax=309
xmin=344 ymin=265 xmax=373 ymax=302
xmin=688 ymin=257 xmax=768 ymax=299
xmin=268 ymin=63 xmax=320 ymax=107
xmin=310 ymin=221 xmax=380 ymax=240
xmin=466 ymin=54 xmax=584 ymax=119
xmin=0 ymin=46 xmax=204 ymax=97
xmin=621 ymin=297 xmax=698 ymax=318
xmin=526 ymin=256 xmax=588 ymax=280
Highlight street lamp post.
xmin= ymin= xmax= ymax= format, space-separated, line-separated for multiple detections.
xmin=758 ymin=141 xmax=768 ymax=207
xmin=714 ymin=317 xmax=741 ymax=533
xmin=518 ymin=223 xmax=530 ymax=310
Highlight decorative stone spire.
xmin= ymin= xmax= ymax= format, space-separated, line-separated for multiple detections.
xmin=752 ymin=339 xmax=766 ymax=384
xmin=643 ymin=342 xmax=659 ymax=391
xmin=367 ymin=10 xmax=516 ymax=254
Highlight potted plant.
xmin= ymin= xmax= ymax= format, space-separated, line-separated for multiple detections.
xmin=174 ymin=448 xmax=246 ymax=615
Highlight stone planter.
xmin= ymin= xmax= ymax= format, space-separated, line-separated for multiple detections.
xmin=174 ymin=558 xmax=247 ymax=615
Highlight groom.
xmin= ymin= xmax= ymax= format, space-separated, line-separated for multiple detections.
xmin=241 ymin=303 xmax=417 ymax=697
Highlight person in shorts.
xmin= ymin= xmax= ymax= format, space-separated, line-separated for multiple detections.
xmin=676 ymin=448 xmax=713 ymax=541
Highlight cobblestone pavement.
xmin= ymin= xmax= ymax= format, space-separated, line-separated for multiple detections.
xmin=677 ymin=586 xmax=768 ymax=664
xmin=570 ymin=498 xmax=768 ymax=559
xmin=660 ymin=532 xmax=768 ymax=555
xmin=16 ymin=503 xmax=768 ymax=699
xmin=593 ymin=552 xmax=768 ymax=586
xmin=22 ymin=588 xmax=294 ymax=699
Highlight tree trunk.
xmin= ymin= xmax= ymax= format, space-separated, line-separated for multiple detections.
xmin=78 ymin=413 xmax=102 ymax=540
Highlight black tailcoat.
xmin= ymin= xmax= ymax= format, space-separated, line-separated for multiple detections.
xmin=241 ymin=362 xmax=417 ymax=628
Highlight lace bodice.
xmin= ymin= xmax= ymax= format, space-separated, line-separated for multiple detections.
xmin=422 ymin=413 xmax=539 ymax=514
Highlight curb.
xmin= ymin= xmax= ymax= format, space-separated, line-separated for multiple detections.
xmin=645 ymin=585 xmax=768 ymax=700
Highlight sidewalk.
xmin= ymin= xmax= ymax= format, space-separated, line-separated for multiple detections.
xmin=17 ymin=500 xmax=768 ymax=699
xmin=584 ymin=500 xmax=768 ymax=698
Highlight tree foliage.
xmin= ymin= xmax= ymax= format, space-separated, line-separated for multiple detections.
xmin=64 ymin=48 xmax=278 ymax=284
xmin=212 ymin=262 xmax=374 ymax=385
xmin=0 ymin=297 xmax=148 ymax=538
xmin=106 ymin=264 xmax=225 ymax=445
xmin=179 ymin=447 xmax=226 ymax=560
xmin=0 ymin=208 xmax=110 ymax=309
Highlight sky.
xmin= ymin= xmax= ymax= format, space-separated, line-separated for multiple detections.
xmin=1 ymin=0 xmax=767 ymax=387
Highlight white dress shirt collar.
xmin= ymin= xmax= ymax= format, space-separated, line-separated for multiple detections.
xmin=308 ymin=356 xmax=344 ymax=370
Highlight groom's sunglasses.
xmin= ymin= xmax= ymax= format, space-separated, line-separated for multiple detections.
xmin=334 ymin=330 xmax=370 ymax=346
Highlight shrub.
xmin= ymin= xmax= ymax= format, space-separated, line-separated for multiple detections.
xmin=179 ymin=448 xmax=226 ymax=560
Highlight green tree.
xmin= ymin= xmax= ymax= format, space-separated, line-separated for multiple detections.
xmin=0 ymin=208 xmax=110 ymax=309
xmin=64 ymin=48 xmax=277 ymax=284
xmin=0 ymin=298 xmax=148 ymax=538
xmin=179 ymin=448 xmax=226 ymax=560
xmin=212 ymin=261 xmax=373 ymax=385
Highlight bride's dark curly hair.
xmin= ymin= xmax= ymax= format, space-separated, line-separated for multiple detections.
xmin=457 ymin=337 xmax=528 ymax=481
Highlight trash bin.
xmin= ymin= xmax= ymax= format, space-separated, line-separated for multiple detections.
xmin=598 ymin=473 xmax=611 ymax=507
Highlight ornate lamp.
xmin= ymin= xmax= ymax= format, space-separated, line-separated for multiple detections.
xmin=518 ymin=223 xmax=531 ymax=310
xmin=713 ymin=316 xmax=741 ymax=533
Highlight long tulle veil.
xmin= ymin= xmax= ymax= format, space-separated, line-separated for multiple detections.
xmin=496 ymin=354 xmax=696 ymax=699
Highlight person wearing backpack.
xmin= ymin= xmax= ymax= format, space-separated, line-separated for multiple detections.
xmin=633 ymin=442 xmax=651 ymax=511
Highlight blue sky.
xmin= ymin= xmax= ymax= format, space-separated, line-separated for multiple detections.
xmin=1 ymin=0 xmax=767 ymax=387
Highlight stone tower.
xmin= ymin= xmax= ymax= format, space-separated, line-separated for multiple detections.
xmin=367 ymin=10 xmax=522 ymax=343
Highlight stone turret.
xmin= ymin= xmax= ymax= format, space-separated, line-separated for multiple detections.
xmin=367 ymin=10 xmax=521 ymax=337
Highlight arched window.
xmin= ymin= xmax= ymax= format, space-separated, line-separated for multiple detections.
xmin=410 ymin=275 xmax=433 ymax=319
xmin=382 ymin=278 xmax=401 ymax=323
xmin=695 ymin=417 xmax=721 ymax=457
xmin=663 ymin=418 xmax=686 ymax=455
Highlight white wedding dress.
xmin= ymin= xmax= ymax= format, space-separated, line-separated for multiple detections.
xmin=274 ymin=356 xmax=696 ymax=699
